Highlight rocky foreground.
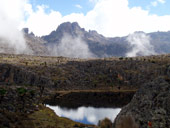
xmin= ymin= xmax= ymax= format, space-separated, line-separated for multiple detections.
xmin=114 ymin=76 xmax=170 ymax=128
xmin=0 ymin=53 xmax=169 ymax=128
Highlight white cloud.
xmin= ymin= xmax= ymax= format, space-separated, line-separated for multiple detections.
xmin=0 ymin=0 xmax=31 ymax=54
xmin=151 ymin=1 xmax=158 ymax=7
xmin=21 ymin=0 xmax=170 ymax=38
xmin=47 ymin=105 xmax=121 ymax=125
xmin=158 ymin=0 xmax=165 ymax=4
xmin=126 ymin=32 xmax=156 ymax=57
xmin=21 ymin=5 xmax=63 ymax=36
xmin=48 ymin=33 xmax=95 ymax=58
xmin=75 ymin=4 xmax=82 ymax=9
xmin=89 ymin=0 xmax=100 ymax=3
xmin=151 ymin=0 xmax=165 ymax=7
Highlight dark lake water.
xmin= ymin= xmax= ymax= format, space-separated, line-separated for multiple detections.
xmin=47 ymin=105 xmax=121 ymax=125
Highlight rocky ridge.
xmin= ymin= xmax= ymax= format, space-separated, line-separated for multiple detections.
xmin=1 ymin=22 xmax=170 ymax=57
xmin=114 ymin=75 xmax=170 ymax=128
xmin=42 ymin=22 xmax=170 ymax=57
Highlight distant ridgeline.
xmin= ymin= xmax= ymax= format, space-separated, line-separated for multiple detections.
xmin=0 ymin=22 xmax=170 ymax=58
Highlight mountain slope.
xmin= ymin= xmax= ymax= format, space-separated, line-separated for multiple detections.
xmin=0 ymin=22 xmax=170 ymax=57
xmin=24 ymin=31 xmax=49 ymax=56
xmin=42 ymin=22 xmax=129 ymax=57
xmin=42 ymin=22 xmax=170 ymax=57
xmin=149 ymin=31 xmax=170 ymax=53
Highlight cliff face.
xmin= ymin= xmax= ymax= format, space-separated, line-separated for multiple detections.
xmin=114 ymin=76 xmax=170 ymax=128
xmin=0 ymin=54 xmax=169 ymax=90
xmin=0 ymin=64 xmax=53 ymax=87
xmin=24 ymin=33 xmax=49 ymax=56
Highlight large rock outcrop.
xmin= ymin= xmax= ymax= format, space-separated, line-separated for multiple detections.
xmin=0 ymin=64 xmax=54 ymax=87
xmin=114 ymin=77 xmax=170 ymax=128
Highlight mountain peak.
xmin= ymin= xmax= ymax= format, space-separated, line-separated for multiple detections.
xmin=57 ymin=22 xmax=82 ymax=33
xmin=42 ymin=22 xmax=86 ymax=43
xmin=22 ymin=28 xmax=29 ymax=34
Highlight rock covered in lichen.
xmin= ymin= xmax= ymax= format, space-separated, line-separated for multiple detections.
xmin=114 ymin=77 xmax=170 ymax=128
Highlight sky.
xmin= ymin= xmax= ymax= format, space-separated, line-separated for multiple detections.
xmin=29 ymin=0 xmax=170 ymax=16
xmin=29 ymin=0 xmax=93 ymax=16
xmin=1 ymin=0 xmax=170 ymax=37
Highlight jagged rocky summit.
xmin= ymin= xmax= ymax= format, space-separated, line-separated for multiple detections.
xmin=23 ymin=22 xmax=170 ymax=57
xmin=1 ymin=22 xmax=170 ymax=57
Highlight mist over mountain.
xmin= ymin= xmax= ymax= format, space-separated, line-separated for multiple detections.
xmin=1 ymin=22 xmax=170 ymax=58
xmin=42 ymin=22 xmax=130 ymax=58
xmin=23 ymin=28 xmax=49 ymax=56
xmin=42 ymin=22 xmax=170 ymax=58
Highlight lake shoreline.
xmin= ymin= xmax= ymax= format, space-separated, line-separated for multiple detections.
xmin=44 ymin=90 xmax=136 ymax=108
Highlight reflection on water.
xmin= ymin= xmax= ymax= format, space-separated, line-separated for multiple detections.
xmin=47 ymin=105 xmax=121 ymax=125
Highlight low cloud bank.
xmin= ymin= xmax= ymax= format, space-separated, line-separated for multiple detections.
xmin=126 ymin=32 xmax=156 ymax=57
xmin=0 ymin=0 xmax=31 ymax=54
xmin=48 ymin=33 xmax=95 ymax=58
